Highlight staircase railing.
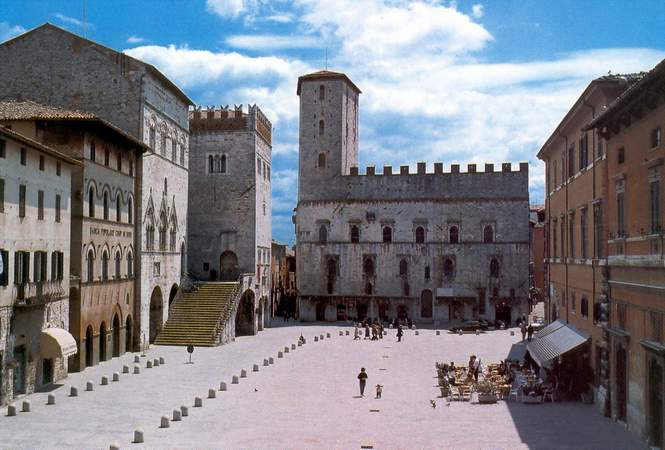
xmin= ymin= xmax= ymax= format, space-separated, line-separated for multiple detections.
xmin=212 ymin=278 xmax=243 ymax=344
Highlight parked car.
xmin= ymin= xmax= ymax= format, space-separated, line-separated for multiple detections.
xmin=451 ymin=320 xmax=488 ymax=333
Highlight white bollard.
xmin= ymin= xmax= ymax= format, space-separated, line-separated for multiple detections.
xmin=21 ymin=400 xmax=31 ymax=412
xmin=240 ymin=369 xmax=247 ymax=378
xmin=113 ymin=372 xmax=120 ymax=382
xmin=346 ymin=330 xmax=350 ymax=335
xmin=133 ymin=429 xmax=144 ymax=443
xmin=160 ymin=416 xmax=170 ymax=428
xmin=159 ymin=356 xmax=165 ymax=365
xmin=269 ymin=357 xmax=274 ymax=364
xmin=475 ymin=329 xmax=480 ymax=335
xmin=7 ymin=404 xmax=17 ymax=416
xmin=208 ymin=389 xmax=216 ymax=399
xmin=180 ymin=405 xmax=189 ymax=417
xmin=194 ymin=397 xmax=203 ymax=407
xmin=47 ymin=394 xmax=56 ymax=405
xmin=122 ymin=365 xmax=129 ymax=374
xmin=101 ymin=376 xmax=109 ymax=385
xmin=327 ymin=333 xmax=331 ymax=338
xmin=263 ymin=358 xmax=269 ymax=366
xmin=232 ymin=376 xmax=239 ymax=384
xmin=70 ymin=386 xmax=78 ymax=397
xmin=146 ymin=360 xmax=152 ymax=369
xmin=134 ymin=355 xmax=140 ymax=363
xmin=134 ymin=365 xmax=141 ymax=374
xmin=291 ymin=344 xmax=296 ymax=350
xmin=253 ymin=364 xmax=259 ymax=372
xmin=86 ymin=381 xmax=94 ymax=391
xmin=172 ymin=409 xmax=182 ymax=421
xmin=219 ymin=381 xmax=227 ymax=391
xmin=458 ymin=329 xmax=463 ymax=336
xmin=153 ymin=358 xmax=160 ymax=367
xmin=278 ymin=352 xmax=283 ymax=358
xmin=284 ymin=347 xmax=289 ymax=353
xmin=415 ymin=330 xmax=419 ymax=336
xmin=436 ymin=330 xmax=441 ymax=335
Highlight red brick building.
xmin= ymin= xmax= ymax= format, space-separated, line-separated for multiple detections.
xmin=529 ymin=205 xmax=546 ymax=308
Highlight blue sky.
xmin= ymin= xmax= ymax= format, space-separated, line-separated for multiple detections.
xmin=3 ymin=0 xmax=665 ymax=245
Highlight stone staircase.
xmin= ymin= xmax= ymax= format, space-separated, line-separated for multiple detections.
xmin=153 ymin=282 xmax=241 ymax=347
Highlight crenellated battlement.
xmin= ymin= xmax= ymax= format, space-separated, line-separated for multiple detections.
xmin=188 ymin=104 xmax=272 ymax=144
xmin=348 ymin=161 xmax=528 ymax=176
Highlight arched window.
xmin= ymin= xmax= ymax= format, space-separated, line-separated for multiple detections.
xmin=425 ymin=265 xmax=430 ymax=279
xmin=149 ymin=125 xmax=156 ymax=150
xmin=443 ymin=258 xmax=454 ymax=278
xmin=327 ymin=259 xmax=336 ymax=279
xmin=483 ymin=225 xmax=494 ymax=243
xmin=160 ymin=129 xmax=166 ymax=155
xmin=490 ymin=258 xmax=500 ymax=278
xmin=209 ymin=155 xmax=214 ymax=173
xmin=365 ymin=282 xmax=373 ymax=295
xmin=319 ymin=120 xmax=324 ymax=136
xmin=180 ymin=142 xmax=185 ymax=166
xmin=318 ymin=152 xmax=326 ymax=168
xmin=319 ymin=84 xmax=325 ymax=100
xmin=350 ymin=225 xmax=360 ymax=243
xmin=114 ymin=251 xmax=121 ymax=279
xmin=449 ymin=226 xmax=459 ymax=244
xmin=116 ymin=194 xmax=121 ymax=222
xmin=382 ymin=226 xmax=392 ymax=243
xmin=127 ymin=251 xmax=133 ymax=278
xmin=164 ymin=178 xmax=168 ymax=196
xmin=102 ymin=251 xmax=109 ymax=281
xmin=170 ymin=224 xmax=176 ymax=251
xmin=214 ymin=155 xmax=220 ymax=172
xmin=415 ymin=226 xmax=425 ymax=243
xmin=221 ymin=154 xmax=227 ymax=173
xmin=103 ymin=191 xmax=109 ymax=220
xmin=128 ymin=198 xmax=133 ymax=224
xmin=363 ymin=258 xmax=374 ymax=277
xmin=399 ymin=259 xmax=408 ymax=276
xmin=318 ymin=225 xmax=327 ymax=244
xmin=88 ymin=186 xmax=95 ymax=218
xmin=146 ymin=225 xmax=154 ymax=250
xmin=403 ymin=281 xmax=410 ymax=296
xmin=159 ymin=223 xmax=167 ymax=251
xmin=172 ymin=140 xmax=177 ymax=161
xmin=581 ymin=297 xmax=589 ymax=319
xmin=87 ymin=249 xmax=95 ymax=282
xmin=90 ymin=141 xmax=96 ymax=162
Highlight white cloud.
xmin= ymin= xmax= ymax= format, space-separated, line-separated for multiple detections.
xmin=206 ymin=0 xmax=248 ymax=18
xmin=0 ymin=22 xmax=25 ymax=42
xmin=265 ymin=13 xmax=294 ymax=23
xmin=471 ymin=4 xmax=484 ymax=18
xmin=53 ymin=13 xmax=93 ymax=29
xmin=127 ymin=35 xmax=145 ymax=44
xmin=226 ymin=34 xmax=321 ymax=51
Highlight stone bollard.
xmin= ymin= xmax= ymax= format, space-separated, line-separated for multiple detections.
xmin=21 ymin=400 xmax=31 ymax=412
xmin=284 ymin=347 xmax=289 ymax=353
xmin=415 ymin=331 xmax=419 ymax=336
xmin=436 ymin=330 xmax=440 ymax=335
xmin=172 ymin=409 xmax=182 ymax=421
xmin=133 ymin=429 xmax=144 ymax=443
xmin=47 ymin=394 xmax=56 ymax=405
xmin=123 ymin=365 xmax=130 ymax=374
xmin=7 ymin=404 xmax=17 ymax=416
xmin=113 ymin=372 xmax=120 ymax=382
xmin=346 ymin=330 xmax=350 ymax=336
xmin=70 ymin=386 xmax=78 ymax=397
xmin=320 ymin=334 xmax=324 ymax=340
xmin=263 ymin=359 xmax=269 ymax=366
xmin=159 ymin=356 xmax=165 ymax=365
xmin=314 ymin=336 xmax=318 ymax=342
xmin=327 ymin=333 xmax=331 ymax=338
xmin=160 ymin=416 xmax=170 ymax=428
xmin=134 ymin=355 xmax=140 ymax=363
xmin=180 ymin=405 xmax=189 ymax=417
xmin=339 ymin=331 xmax=344 ymax=336
xmin=208 ymin=389 xmax=216 ymax=399
xmin=153 ymin=358 xmax=160 ymax=367
xmin=232 ymin=376 xmax=239 ymax=384
xmin=291 ymin=344 xmax=296 ymax=350
xmin=219 ymin=381 xmax=227 ymax=391
xmin=101 ymin=376 xmax=109 ymax=385
xmin=110 ymin=444 xmax=120 ymax=450
xmin=146 ymin=360 xmax=153 ymax=369
xmin=86 ymin=381 xmax=94 ymax=391
xmin=458 ymin=329 xmax=463 ymax=336
xmin=278 ymin=352 xmax=283 ymax=358
xmin=194 ymin=397 xmax=203 ymax=407
xmin=253 ymin=364 xmax=259 ymax=372
xmin=475 ymin=329 xmax=480 ymax=335
xmin=269 ymin=357 xmax=274 ymax=364
xmin=510 ymin=330 xmax=515 ymax=336
xmin=297 ymin=341 xmax=302 ymax=347
xmin=134 ymin=366 xmax=141 ymax=374
xmin=240 ymin=369 xmax=247 ymax=378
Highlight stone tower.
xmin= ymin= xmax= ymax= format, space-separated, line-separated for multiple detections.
xmin=297 ymin=71 xmax=361 ymax=201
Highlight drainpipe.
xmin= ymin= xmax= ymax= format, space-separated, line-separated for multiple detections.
xmin=558 ymin=130 xmax=569 ymax=324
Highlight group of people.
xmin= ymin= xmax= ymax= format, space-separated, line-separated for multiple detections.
xmin=519 ymin=318 xmax=535 ymax=342
xmin=353 ymin=320 xmax=385 ymax=341
xmin=356 ymin=368 xmax=383 ymax=398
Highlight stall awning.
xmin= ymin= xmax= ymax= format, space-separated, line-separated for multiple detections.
xmin=40 ymin=328 xmax=78 ymax=359
xmin=526 ymin=320 xmax=589 ymax=367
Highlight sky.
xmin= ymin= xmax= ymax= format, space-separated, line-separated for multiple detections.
xmin=2 ymin=0 xmax=665 ymax=245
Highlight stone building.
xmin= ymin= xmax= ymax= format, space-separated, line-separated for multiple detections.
xmin=529 ymin=205 xmax=546 ymax=307
xmin=271 ymin=241 xmax=296 ymax=320
xmin=0 ymin=124 xmax=80 ymax=405
xmin=584 ymin=59 xmax=665 ymax=449
xmin=294 ymin=71 xmax=530 ymax=324
xmin=0 ymin=23 xmax=193 ymax=348
xmin=187 ymin=105 xmax=272 ymax=334
xmin=0 ymin=101 xmax=147 ymax=371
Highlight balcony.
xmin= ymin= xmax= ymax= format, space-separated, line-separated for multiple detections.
xmin=13 ymin=282 xmax=67 ymax=309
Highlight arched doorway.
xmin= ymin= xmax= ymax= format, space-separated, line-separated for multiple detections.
xmin=420 ymin=290 xmax=433 ymax=318
xmin=495 ymin=302 xmax=512 ymax=326
xmin=169 ymin=283 xmax=179 ymax=308
xmin=85 ymin=325 xmax=94 ymax=367
xmin=257 ymin=297 xmax=265 ymax=331
xmin=112 ymin=313 xmax=121 ymax=357
xmin=235 ymin=290 xmax=255 ymax=336
xmin=149 ymin=286 xmax=164 ymax=343
xmin=220 ymin=251 xmax=239 ymax=281
xmin=125 ymin=316 xmax=133 ymax=353
xmin=99 ymin=322 xmax=107 ymax=362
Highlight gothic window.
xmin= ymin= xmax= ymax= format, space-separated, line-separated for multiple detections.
xmin=180 ymin=142 xmax=185 ymax=166
xmin=209 ymin=155 xmax=214 ymax=173
xmin=149 ymin=126 xmax=156 ymax=150
xmin=425 ymin=265 xmax=430 ymax=279
xmin=318 ymin=225 xmax=327 ymax=244
xmin=90 ymin=141 xmax=96 ymax=162
xmin=128 ymin=198 xmax=133 ymax=224
xmin=415 ymin=226 xmax=425 ymax=243
xmin=382 ymin=226 xmax=392 ymax=243
xmin=449 ymin=226 xmax=459 ymax=243
xmin=399 ymin=259 xmax=408 ymax=276
xmin=172 ymin=140 xmax=177 ymax=161
xmin=103 ymin=191 xmax=109 ymax=220
xmin=102 ymin=251 xmax=109 ymax=281
xmin=116 ymin=194 xmax=122 ymax=222
xmin=350 ymin=225 xmax=360 ymax=243
xmin=363 ymin=258 xmax=374 ymax=277
xmin=160 ymin=130 xmax=166 ymax=155
xmin=221 ymin=154 xmax=227 ymax=173
xmin=327 ymin=258 xmax=336 ymax=279
xmin=159 ymin=224 xmax=167 ymax=251
xmin=88 ymin=186 xmax=95 ymax=218
xmin=127 ymin=251 xmax=133 ymax=278
xmin=86 ymin=249 xmax=94 ymax=282
xmin=319 ymin=120 xmax=324 ymax=136
xmin=319 ymin=84 xmax=325 ymax=100
xmin=443 ymin=258 xmax=454 ymax=278
xmin=146 ymin=225 xmax=155 ymax=250
xmin=490 ymin=258 xmax=500 ymax=278
xmin=170 ymin=225 xmax=176 ymax=252
xmin=318 ymin=153 xmax=326 ymax=168
xmin=483 ymin=225 xmax=494 ymax=243
xmin=403 ymin=282 xmax=410 ymax=296
xmin=365 ymin=282 xmax=373 ymax=295
xmin=114 ymin=251 xmax=121 ymax=279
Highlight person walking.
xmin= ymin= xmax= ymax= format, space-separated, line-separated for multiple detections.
xmin=527 ymin=323 xmax=534 ymax=341
xmin=357 ymin=368 xmax=368 ymax=397
xmin=520 ymin=321 xmax=527 ymax=342
xmin=397 ymin=325 xmax=404 ymax=342
xmin=365 ymin=323 xmax=371 ymax=340
xmin=354 ymin=326 xmax=360 ymax=340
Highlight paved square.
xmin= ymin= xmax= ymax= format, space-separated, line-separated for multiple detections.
xmin=0 ymin=325 xmax=645 ymax=449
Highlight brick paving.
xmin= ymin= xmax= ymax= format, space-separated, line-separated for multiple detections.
xmin=0 ymin=324 xmax=645 ymax=449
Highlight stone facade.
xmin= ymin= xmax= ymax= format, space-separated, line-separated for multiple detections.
xmin=0 ymin=126 xmax=80 ymax=405
xmin=0 ymin=24 xmax=192 ymax=349
xmin=295 ymin=71 xmax=530 ymax=325
xmin=187 ymin=105 xmax=272 ymax=333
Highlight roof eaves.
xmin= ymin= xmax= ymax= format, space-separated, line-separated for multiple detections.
xmin=0 ymin=126 xmax=82 ymax=166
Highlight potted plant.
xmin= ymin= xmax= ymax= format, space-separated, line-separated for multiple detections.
xmin=476 ymin=380 xmax=498 ymax=404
